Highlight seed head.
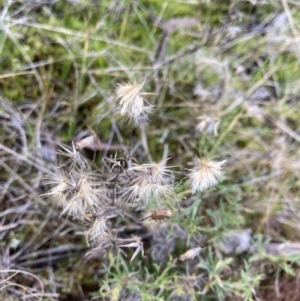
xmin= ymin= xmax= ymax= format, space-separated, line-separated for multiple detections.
xmin=187 ymin=158 xmax=226 ymax=193
xmin=61 ymin=196 xmax=85 ymax=218
xmin=123 ymin=158 xmax=174 ymax=206
xmin=88 ymin=216 xmax=111 ymax=245
xmin=116 ymin=81 xmax=155 ymax=124
xmin=123 ymin=180 xmax=173 ymax=206
xmin=42 ymin=168 xmax=76 ymax=207
xmin=57 ymin=141 xmax=86 ymax=169
xmin=117 ymin=81 xmax=144 ymax=105
xmin=129 ymin=158 xmax=173 ymax=184
xmin=60 ymin=170 xmax=108 ymax=218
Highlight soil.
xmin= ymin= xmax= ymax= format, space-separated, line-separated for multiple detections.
xmin=258 ymin=274 xmax=300 ymax=301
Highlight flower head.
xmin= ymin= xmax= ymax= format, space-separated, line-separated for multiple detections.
xmin=187 ymin=158 xmax=226 ymax=193
xmin=116 ymin=81 xmax=155 ymax=124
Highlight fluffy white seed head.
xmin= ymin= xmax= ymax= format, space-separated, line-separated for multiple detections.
xmin=187 ymin=158 xmax=226 ymax=193
xmin=60 ymin=170 xmax=108 ymax=218
xmin=43 ymin=168 xmax=75 ymax=208
xmin=61 ymin=194 xmax=86 ymax=218
xmin=124 ymin=159 xmax=174 ymax=206
xmin=77 ymin=171 xmax=108 ymax=204
xmin=124 ymin=181 xmax=172 ymax=206
xmin=123 ymin=184 xmax=141 ymax=204
xmin=117 ymin=82 xmax=144 ymax=105
xmin=89 ymin=216 xmax=111 ymax=245
xmin=57 ymin=141 xmax=86 ymax=169
xmin=129 ymin=158 xmax=173 ymax=184
xmin=116 ymin=81 xmax=154 ymax=124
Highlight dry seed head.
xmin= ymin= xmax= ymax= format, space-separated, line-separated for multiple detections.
xmin=42 ymin=168 xmax=75 ymax=207
xmin=75 ymin=170 xmax=108 ymax=208
xmin=187 ymin=158 xmax=226 ymax=193
xmin=151 ymin=210 xmax=173 ymax=221
xmin=75 ymin=187 xmax=100 ymax=214
xmin=116 ymin=81 xmax=154 ymax=124
xmin=89 ymin=216 xmax=111 ymax=245
xmin=61 ymin=195 xmax=86 ymax=218
xmin=123 ymin=181 xmax=173 ymax=206
xmin=60 ymin=170 xmax=108 ymax=218
xmin=179 ymin=247 xmax=203 ymax=261
xmin=57 ymin=141 xmax=86 ymax=169
xmin=124 ymin=158 xmax=174 ymax=206
xmin=129 ymin=158 xmax=173 ymax=184
xmin=75 ymin=175 xmax=101 ymax=212
xmin=117 ymin=81 xmax=144 ymax=105
xmin=120 ymin=94 xmax=144 ymax=117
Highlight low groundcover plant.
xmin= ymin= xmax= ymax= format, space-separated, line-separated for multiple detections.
xmin=43 ymin=81 xmax=227 ymax=264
